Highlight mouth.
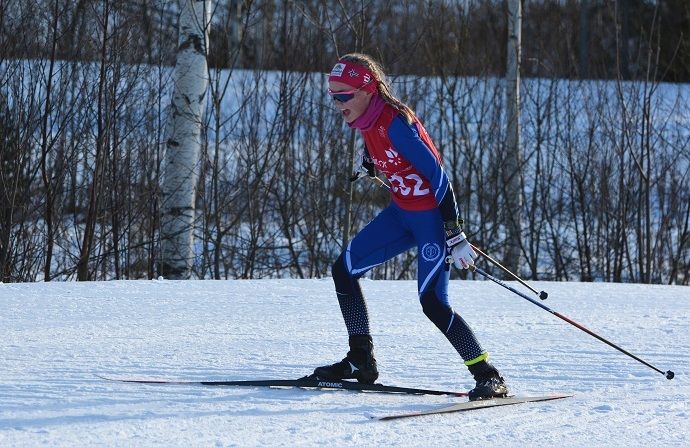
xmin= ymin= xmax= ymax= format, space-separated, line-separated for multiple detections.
xmin=342 ymin=109 xmax=355 ymax=122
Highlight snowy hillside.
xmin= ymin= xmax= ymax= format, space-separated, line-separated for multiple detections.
xmin=0 ymin=279 xmax=688 ymax=446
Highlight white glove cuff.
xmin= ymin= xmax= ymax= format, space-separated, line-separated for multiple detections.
xmin=445 ymin=231 xmax=467 ymax=248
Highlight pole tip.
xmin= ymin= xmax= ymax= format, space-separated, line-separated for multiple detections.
xmin=539 ymin=291 xmax=548 ymax=300
xmin=666 ymin=370 xmax=675 ymax=380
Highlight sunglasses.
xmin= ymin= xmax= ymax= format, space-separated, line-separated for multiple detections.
xmin=327 ymin=88 xmax=359 ymax=103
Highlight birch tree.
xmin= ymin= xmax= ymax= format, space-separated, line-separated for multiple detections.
xmin=160 ymin=0 xmax=212 ymax=279
xmin=504 ymin=0 xmax=524 ymax=274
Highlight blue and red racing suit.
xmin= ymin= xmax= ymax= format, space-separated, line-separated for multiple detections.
xmin=333 ymin=104 xmax=487 ymax=366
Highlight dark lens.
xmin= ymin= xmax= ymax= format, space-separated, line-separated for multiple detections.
xmin=332 ymin=93 xmax=355 ymax=103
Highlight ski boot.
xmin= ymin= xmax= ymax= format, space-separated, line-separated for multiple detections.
xmin=467 ymin=360 xmax=508 ymax=401
xmin=313 ymin=335 xmax=379 ymax=384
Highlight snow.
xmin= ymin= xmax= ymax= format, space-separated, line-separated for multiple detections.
xmin=0 ymin=279 xmax=688 ymax=446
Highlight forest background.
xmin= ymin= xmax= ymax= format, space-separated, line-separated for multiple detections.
xmin=1 ymin=0 xmax=689 ymax=284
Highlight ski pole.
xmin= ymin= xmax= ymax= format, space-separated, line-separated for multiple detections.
xmin=469 ymin=264 xmax=675 ymax=380
xmin=469 ymin=243 xmax=549 ymax=300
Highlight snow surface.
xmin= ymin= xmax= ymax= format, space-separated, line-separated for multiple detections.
xmin=0 ymin=279 xmax=688 ymax=446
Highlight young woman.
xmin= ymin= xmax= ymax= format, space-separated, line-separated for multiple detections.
xmin=312 ymin=53 xmax=508 ymax=400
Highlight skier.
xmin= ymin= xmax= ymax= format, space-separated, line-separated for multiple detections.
xmin=312 ymin=53 xmax=508 ymax=400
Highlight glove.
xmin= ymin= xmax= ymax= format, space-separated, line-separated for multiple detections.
xmin=349 ymin=146 xmax=376 ymax=182
xmin=445 ymin=222 xmax=477 ymax=269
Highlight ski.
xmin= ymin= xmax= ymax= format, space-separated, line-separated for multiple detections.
xmin=373 ymin=393 xmax=573 ymax=420
xmin=98 ymin=375 xmax=468 ymax=397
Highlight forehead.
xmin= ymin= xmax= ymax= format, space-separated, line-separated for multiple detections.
xmin=328 ymin=80 xmax=352 ymax=92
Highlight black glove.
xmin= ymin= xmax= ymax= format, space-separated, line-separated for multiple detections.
xmin=350 ymin=146 xmax=376 ymax=182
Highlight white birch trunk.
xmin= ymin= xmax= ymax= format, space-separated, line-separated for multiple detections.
xmin=160 ymin=0 xmax=211 ymax=279
xmin=504 ymin=0 xmax=523 ymax=273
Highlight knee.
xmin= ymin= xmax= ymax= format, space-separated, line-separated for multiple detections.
xmin=332 ymin=253 xmax=349 ymax=281
xmin=420 ymin=290 xmax=453 ymax=332
xmin=332 ymin=253 xmax=354 ymax=292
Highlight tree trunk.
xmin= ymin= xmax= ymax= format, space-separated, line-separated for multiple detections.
xmin=342 ymin=130 xmax=357 ymax=248
xmin=40 ymin=0 xmax=61 ymax=281
xmin=160 ymin=0 xmax=212 ymax=279
xmin=578 ymin=0 xmax=590 ymax=78
xmin=77 ymin=0 xmax=110 ymax=281
xmin=504 ymin=0 xmax=524 ymax=275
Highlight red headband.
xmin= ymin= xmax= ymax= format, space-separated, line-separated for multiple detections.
xmin=328 ymin=60 xmax=377 ymax=93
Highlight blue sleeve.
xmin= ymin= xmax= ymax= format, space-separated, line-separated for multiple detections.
xmin=388 ymin=116 xmax=460 ymax=224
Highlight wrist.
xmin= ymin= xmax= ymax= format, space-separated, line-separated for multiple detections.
xmin=444 ymin=218 xmax=464 ymax=229
xmin=444 ymin=219 xmax=464 ymax=238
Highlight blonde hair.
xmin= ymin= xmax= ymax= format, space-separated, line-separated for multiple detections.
xmin=338 ymin=53 xmax=416 ymax=124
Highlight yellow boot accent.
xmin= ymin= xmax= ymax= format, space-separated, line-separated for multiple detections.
xmin=463 ymin=352 xmax=489 ymax=366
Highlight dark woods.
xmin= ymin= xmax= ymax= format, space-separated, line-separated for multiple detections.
xmin=1 ymin=0 xmax=689 ymax=283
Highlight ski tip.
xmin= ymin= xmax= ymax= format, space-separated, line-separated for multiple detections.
xmin=527 ymin=393 xmax=574 ymax=400
xmin=372 ymin=393 xmax=574 ymax=421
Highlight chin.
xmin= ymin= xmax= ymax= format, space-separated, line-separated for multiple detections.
xmin=344 ymin=113 xmax=360 ymax=124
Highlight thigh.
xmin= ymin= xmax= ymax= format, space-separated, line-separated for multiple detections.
xmin=346 ymin=206 xmax=415 ymax=276
xmin=402 ymin=208 xmax=449 ymax=299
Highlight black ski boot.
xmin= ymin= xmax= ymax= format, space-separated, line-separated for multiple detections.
xmin=313 ymin=335 xmax=379 ymax=384
xmin=467 ymin=360 xmax=508 ymax=401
